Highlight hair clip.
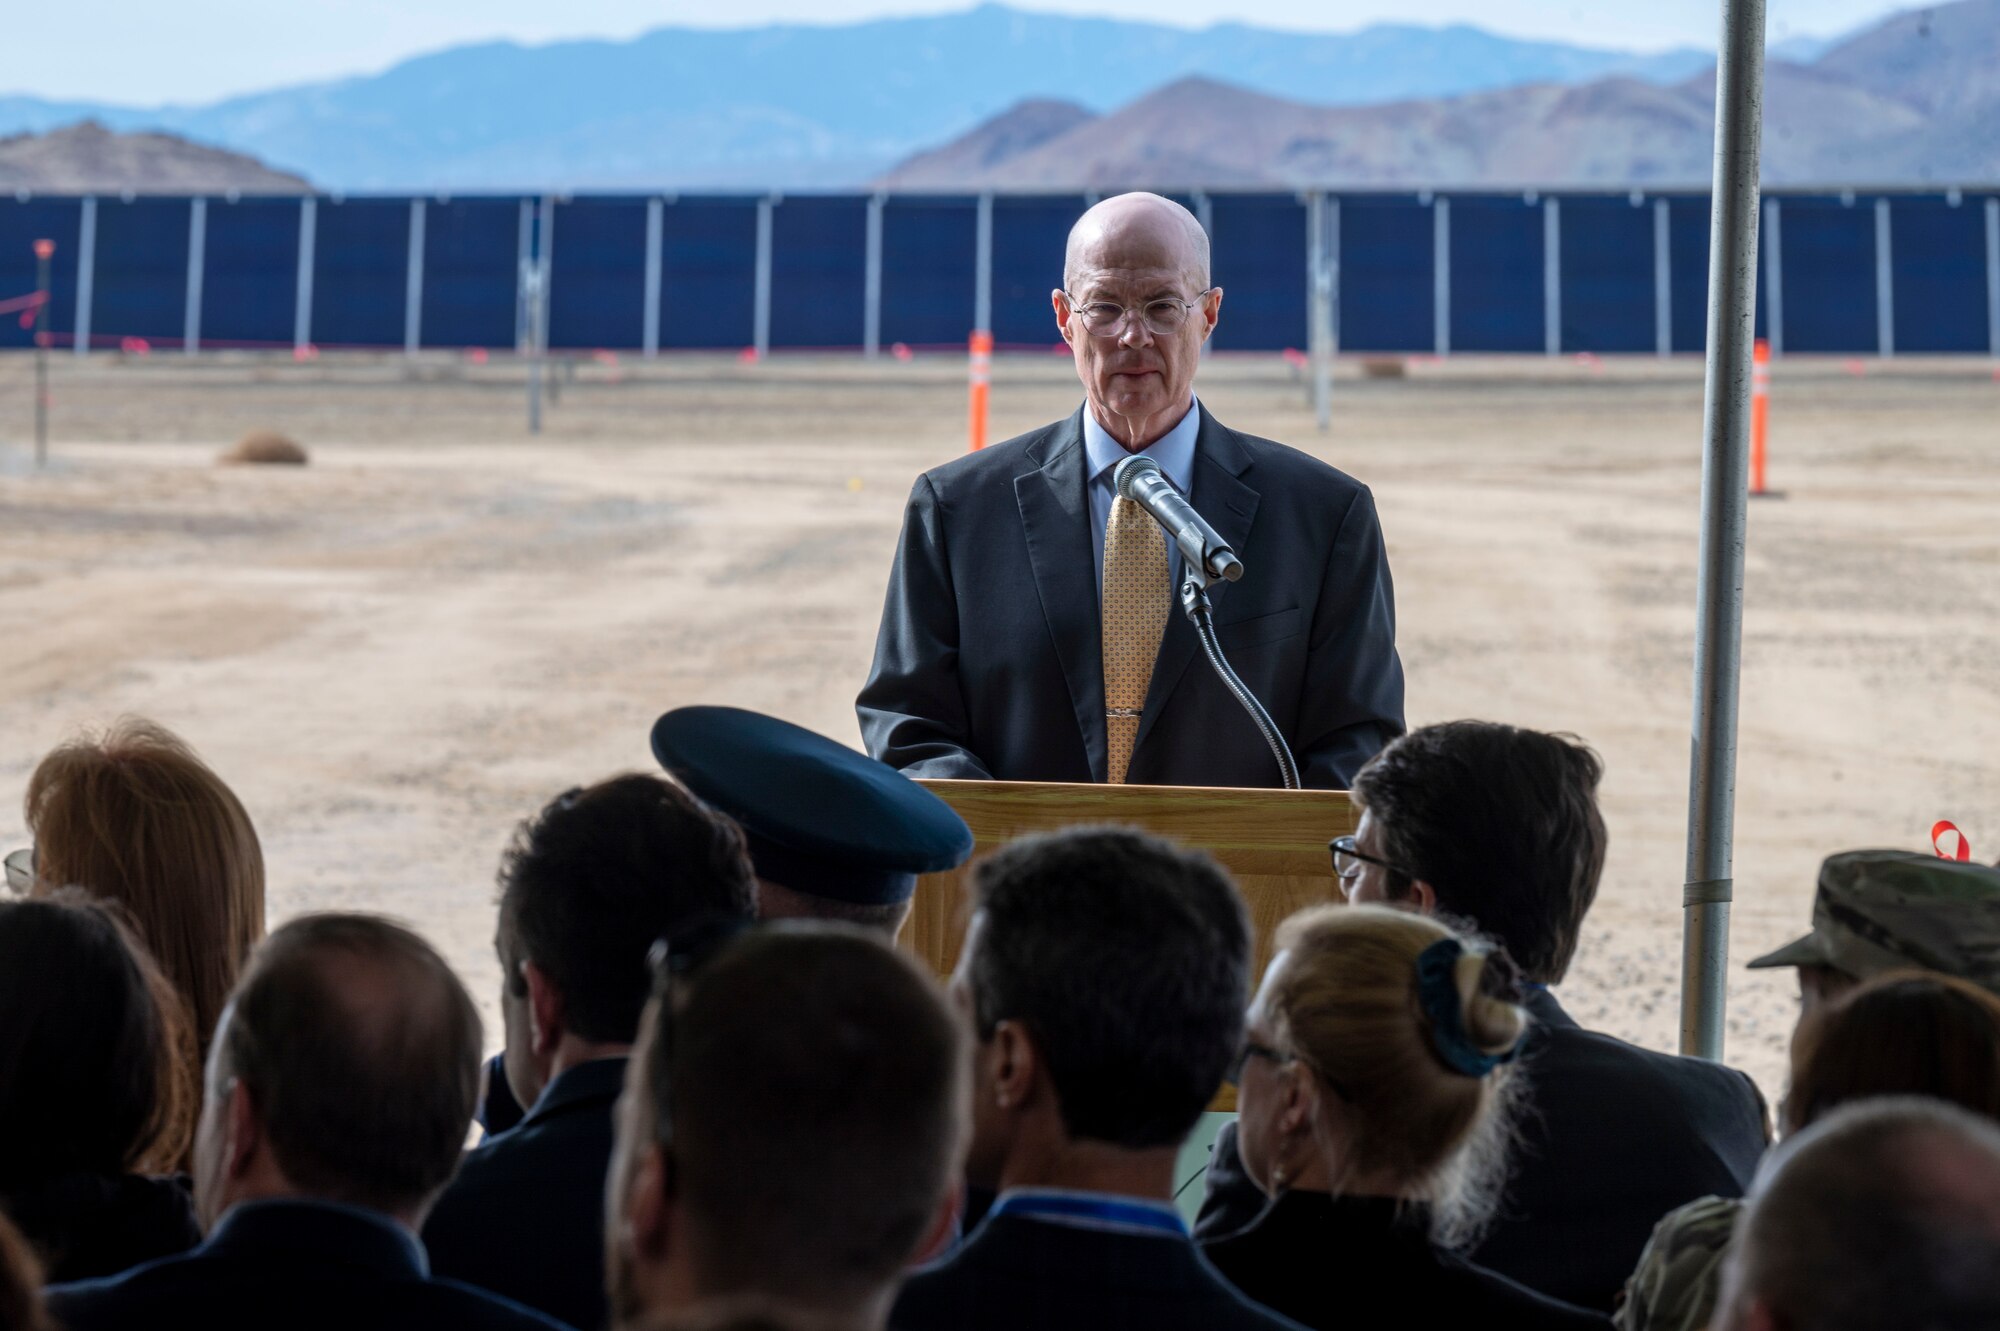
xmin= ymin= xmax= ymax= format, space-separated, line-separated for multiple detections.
xmin=1416 ymin=937 xmax=1522 ymax=1078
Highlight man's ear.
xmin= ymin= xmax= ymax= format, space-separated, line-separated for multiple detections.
xmin=1404 ymin=878 xmax=1439 ymax=913
xmin=989 ymin=1019 xmax=1039 ymax=1112
xmin=1051 ymin=290 xmax=1076 ymax=345
xmin=1199 ymin=286 xmax=1223 ymax=340
xmin=523 ymin=961 xmax=566 ymax=1057
xmin=224 ymin=1078 xmax=261 ymax=1181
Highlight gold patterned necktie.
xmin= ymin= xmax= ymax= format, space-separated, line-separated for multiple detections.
xmin=1102 ymin=494 xmax=1171 ymax=784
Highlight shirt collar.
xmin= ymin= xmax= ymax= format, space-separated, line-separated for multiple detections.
xmin=205 ymin=1199 xmax=428 ymax=1278
xmin=1082 ymin=396 xmax=1201 ymax=496
xmin=989 ymin=1187 xmax=1188 ymax=1239
xmin=521 ymin=1055 xmax=629 ymax=1128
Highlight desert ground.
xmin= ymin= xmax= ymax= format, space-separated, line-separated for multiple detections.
xmin=0 ymin=347 xmax=1994 ymax=1102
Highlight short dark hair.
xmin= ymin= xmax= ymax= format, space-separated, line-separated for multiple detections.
xmin=653 ymin=924 xmax=966 ymax=1304
xmin=218 ymin=914 xmax=482 ymax=1214
xmin=1352 ymin=721 xmax=1606 ymax=984
xmin=1728 ymin=1098 xmax=2000 ymax=1331
xmin=1785 ymin=971 xmax=2000 ymax=1134
xmin=0 ymin=891 xmax=195 ymax=1189
xmin=498 ymin=775 xmax=754 ymax=1044
xmin=967 ymin=826 xmax=1251 ymax=1148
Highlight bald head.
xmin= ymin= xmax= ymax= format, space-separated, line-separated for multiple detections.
xmin=1716 ymin=1097 xmax=2000 ymax=1331
xmin=1064 ymin=192 xmax=1210 ymax=294
xmin=209 ymin=913 xmax=482 ymax=1215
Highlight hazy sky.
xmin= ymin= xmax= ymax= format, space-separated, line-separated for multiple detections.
xmin=4 ymin=0 xmax=1913 ymax=105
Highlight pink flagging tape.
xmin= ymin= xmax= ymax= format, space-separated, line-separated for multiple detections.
xmin=1932 ymin=820 xmax=1972 ymax=862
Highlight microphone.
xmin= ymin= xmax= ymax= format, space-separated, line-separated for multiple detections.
xmin=1113 ymin=455 xmax=1244 ymax=584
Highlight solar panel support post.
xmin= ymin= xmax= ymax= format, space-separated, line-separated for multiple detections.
xmin=974 ymin=192 xmax=993 ymax=339
xmin=753 ymin=195 xmax=774 ymax=361
xmin=642 ymin=197 xmax=664 ymax=359
xmin=516 ymin=199 xmax=534 ymax=351
xmin=1654 ymin=198 xmax=1673 ymax=357
xmin=1543 ymin=195 xmax=1562 ymax=356
xmin=1761 ymin=197 xmax=1783 ymax=357
xmin=1874 ymin=197 xmax=1894 ymax=358
xmin=864 ymin=192 xmax=884 ymax=359
xmin=73 ymin=197 xmax=96 ymax=358
xmin=1307 ymin=192 xmax=1334 ymax=432
xmin=404 ymin=198 xmax=426 ymax=358
xmin=184 ymin=197 xmax=207 ymax=356
xmin=1192 ymin=190 xmax=1213 ymax=358
xmin=294 ymin=197 xmax=317 ymax=355
xmin=1433 ymin=196 xmax=1451 ymax=357
xmin=1681 ymin=0 xmax=1767 ymax=1064
xmin=1987 ymin=198 xmax=2000 ymax=357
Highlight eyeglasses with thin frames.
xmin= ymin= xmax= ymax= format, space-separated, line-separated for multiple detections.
xmin=1059 ymin=288 xmax=1216 ymax=339
xmin=1327 ymin=834 xmax=1418 ymax=897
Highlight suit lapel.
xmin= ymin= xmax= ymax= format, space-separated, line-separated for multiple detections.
xmin=1014 ymin=409 xmax=1107 ymax=781
xmin=1131 ymin=406 xmax=1260 ymax=761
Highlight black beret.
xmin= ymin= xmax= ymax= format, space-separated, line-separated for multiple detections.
xmin=650 ymin=706 xmax=974 ymax=906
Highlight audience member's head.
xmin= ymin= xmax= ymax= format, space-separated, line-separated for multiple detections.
xmin=651 ymin=707 xmax=974 ymax=937
xmin=1342 ymin=720 xmax=1605 ymax=985
xmin=0 ymin=1212 xmax=52 ymax=1331
xmin=1748 ymin=850 xmax=2000 ymax=1026
xmin=1234 ymin=903 xmax=1528 ymax=1248
xmin=0 ymin=890 xmax=196 ymax=1191
xmin=193 ymin=913 xmax=482 ymax=1231
xmin=1714 ymin=1097 xmax=2000 ymax=1331
xmin=1782 ymin=970 xmax=2000 ymax=1135
xmin=607 ymin=923 xmax=967 ymax=1330
xmin=954 ymin=826 xmax=1250 ymax=1191
xmin=24 ymin=716 xmax=266 ymax=1054
xmin=495 ymin=774 xmax=755 ymax=1110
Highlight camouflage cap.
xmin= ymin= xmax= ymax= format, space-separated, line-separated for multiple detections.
xmin=1747 ymin=849 xmax=2000 ymax=992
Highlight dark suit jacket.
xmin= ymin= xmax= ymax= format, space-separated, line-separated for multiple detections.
xmin=858 ymin=404 xmax=1405 ymax=788
xmin=424 ymin=1057 xmax=626 ymax=1331
xmin=46 ymin=1199 xmax=573 ymax=1331
xmin=891 ymin=1211 xmax=1307 ymax=1331
xmin=1201 ymin=1190 xmax=1610 ymax=1331
xmin=2 ymin=1171 xmax=199 ymax=1284
xmin=1196 ymin=991 xmax=1769 ymax=1313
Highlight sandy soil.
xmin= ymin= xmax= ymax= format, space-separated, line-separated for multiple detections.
xmin=0 ymin=346 xmax=1994 ymax=1102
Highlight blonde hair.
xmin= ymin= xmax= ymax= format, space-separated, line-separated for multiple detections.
xmin=1265 ymin=903 xmax=1528 ymax=1248
xmin=25 ymin=717 xmax=266 ymax=1060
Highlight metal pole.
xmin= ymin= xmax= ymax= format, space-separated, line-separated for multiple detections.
xmin=1192 ymin=190 xmax=1213 ymax=359
xmin=1761 ymin=197 xmax=1784 ymax=358
xmin=183 ymin=198 xmax=207 ymax=356
xmin=404 ymin=198 xmax=426 ymax=357
xmin=864 ymin=193 xmax=884 ymax=359
xmin=1433 ymin=197 xmax=1451 ymax=357
xmin=516 ymin=198 xmax=534 ymax=351
xmin=1543 ymin=195 xmax=1562 ymax=356
xmin=294 ymin=197 xmax=317 ymax=355
xmin=1986 ymin=198 xmax=2000 ymax=357
xmin=643 ymin=197 xmax=664 ymax=359
xmin=536 ymin=195 xmax=556 ymax=400
xmin=1681 ymin=0 xmax=1767 ymax=1063
xmin=32 ymin=239 xmax=52 ymax=467
xmin=1874 ymin=197 xmax=1894 ymax=358
xmin=1654 ymin=198 xmax=1673 ymax=357
xmin=752 ymin=196 xmax=774 ymax=361
xmin=974 ymin=192 xmax=993 ymax=337
xmin=1307 ymin=192 xmax=1333 ymax=431
xmin=524 ymin=260 xmax=544 ymax=435
xmin=73 ymin=197 xmax=96 ymax=358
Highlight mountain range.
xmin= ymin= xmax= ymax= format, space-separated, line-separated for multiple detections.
xmin=884 ymin=0 xmax=2000 ymax=188
xmin=0 ymin=3 xmax=1728 ymax=190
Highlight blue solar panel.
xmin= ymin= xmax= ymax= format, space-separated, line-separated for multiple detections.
xmin=1338 ymin=195 xmax=1434 ymax=353
xmin=0 ymin=198 xmax=82 ymax=350
xmin=547 ymin=197 xmax=645 ymax=350
xmin=426 ymin=198 xmax=523 ymax=350
xmin=1888 ymin=194 xmax=1989 ymax=354
xmin=661 ymin=197 xmax=757 ymax=351
xmin=1778 ymin=195 xmax=1877 ymax=353
xmin=770 ymin=196 xmax=866 ymax=349
xmin=1560 ymin=194 xmax=1654 ymax=353
xmin=312 ymin=198 xmax=410 ymax=349
xmin=92 ymin=198 xmax=190 ymax=345
xmin=202 ymin=197 xmax=300 ymax=349
xmin=881 ymin=196 xmax=977 ymax=349
xmin=1208 ymin=194 xmax=1306 ymax=353
xmin=1450 ymin=195 xmax=1544 ymax=353
xmin=992 ymin=195 xmax=1084 ymax=349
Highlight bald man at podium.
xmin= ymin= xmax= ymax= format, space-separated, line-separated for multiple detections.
xmin=858 ymin=192 xmax=1403 ymax=790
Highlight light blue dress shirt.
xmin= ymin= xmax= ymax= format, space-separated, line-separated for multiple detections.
xmin=1083 ymin=395 xmax=1201 ymax=598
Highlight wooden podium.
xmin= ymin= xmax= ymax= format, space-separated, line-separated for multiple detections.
xmin=902 ymin=779 xmax=1355 ymax=990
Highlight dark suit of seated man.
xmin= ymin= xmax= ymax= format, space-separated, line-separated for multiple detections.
xmin=1194 ymin=722 xmax=1769 ymax=1313
xmin=891 ymin=828 xmax=1305 ymax=1331
xmin=46 ymin=915 xmax=571 ymax=1331
xmin=424 ymin=775 xmax=758 ymax=1331
xmin=859 ymin=191 xmax=1403 ymax=791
